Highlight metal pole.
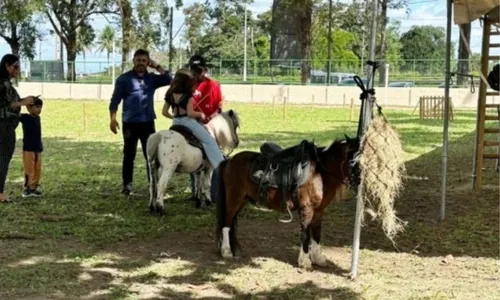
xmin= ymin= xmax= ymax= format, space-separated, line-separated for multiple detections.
xmin=440 ymin=0 xmax=452 ymax=221
xmin=351 ymin=0 xmax=379 ymax=280
xmin=112 ymin=37 xmax=116 ymax=84
xmin=243 ymin=5 xmax=248 ymax=82
xmin=169 ymin=6 xmax=174 ymax=72
xmin=385 ymin=64 xmax=389 ymax=104
xmin=326 ymin=0 xmax=333 ymax=85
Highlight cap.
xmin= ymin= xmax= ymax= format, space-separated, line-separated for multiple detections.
xmin=188 ymin=54 xmax=212 ymax=68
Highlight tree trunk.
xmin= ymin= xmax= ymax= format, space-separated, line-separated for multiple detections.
xmin=298 ymin=0 xmax=312 ymax=85
xmin=457 ymin=23 xmax=471 ymax=86
xmin=378 ymin=0 xmax=388 ymax=86
xmin=66 ymin=34 xmax=77 ymax=81
xmin=107 ymin=52 xmax=110 ymax=76
xmin=119 ymin=0 xmax=133 ymax=72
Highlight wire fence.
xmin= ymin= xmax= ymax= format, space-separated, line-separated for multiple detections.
xmin=20 ymin=58 xmax=489 ymax=87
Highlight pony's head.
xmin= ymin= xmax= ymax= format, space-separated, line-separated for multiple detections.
xmin=207 ymin=109 xmax=241 ymax=153
xmin=320 ymin=135 xmax=360 ymax=186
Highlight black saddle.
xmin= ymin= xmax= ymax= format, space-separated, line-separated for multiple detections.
xmin=250 ymin=140 xmax=318 ymax=210
xmin=169 ymin=125 xmax=207 ymax=159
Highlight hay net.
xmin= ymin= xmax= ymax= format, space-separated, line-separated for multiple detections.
xmin=354 ymin=109 xmax=407 ymax=241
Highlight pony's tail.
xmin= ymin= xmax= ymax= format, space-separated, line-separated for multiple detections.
xmin=146 ymin=132 xmax=163 ymax=202
xmin=215 ymin=160 xmax=228 ymax=248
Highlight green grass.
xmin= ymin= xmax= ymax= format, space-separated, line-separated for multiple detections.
xmin=0 ymin=100 xmax=497 ymax=300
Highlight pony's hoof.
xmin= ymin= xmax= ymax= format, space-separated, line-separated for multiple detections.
xmin=205 ymin=199 xmax=212 ymax=207
xmin=195 ymin=198 xmax=202 ymax=209
xmin=221 ymin=247 xmax=233 ymax=259
xmin=298 ymin=251 xmax=313 ymax=271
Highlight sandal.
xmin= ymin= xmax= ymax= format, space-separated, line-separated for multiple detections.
xmin=0 ymin=195 xmax=12 ymax=203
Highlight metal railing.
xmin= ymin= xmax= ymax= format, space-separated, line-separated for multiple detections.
xmin=20 ymin=58 xmax=486 ymax=87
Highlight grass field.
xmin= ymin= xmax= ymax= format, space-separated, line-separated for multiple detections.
xmin=0 ymin=100 xmax=498 ymax=300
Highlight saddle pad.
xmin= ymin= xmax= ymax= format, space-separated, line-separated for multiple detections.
xmin=169 ymin=125 xmax=207 ymax=158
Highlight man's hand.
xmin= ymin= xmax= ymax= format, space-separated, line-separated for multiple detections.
xmin=110 ymin=119 xmax=120 ymax=134
xmin=21 ymin=96 xmax=35 ymax=106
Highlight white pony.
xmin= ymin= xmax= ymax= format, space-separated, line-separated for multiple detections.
xmin=146 ymin=110 xmax=240 ymax=215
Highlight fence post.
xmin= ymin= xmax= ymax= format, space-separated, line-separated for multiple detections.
xmin=350 ymin=98 xmax=355 ymax=121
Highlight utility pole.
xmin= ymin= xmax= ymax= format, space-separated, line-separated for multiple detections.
xmin=243 ymin=4 xmax=248 ymax=82
xmin=326 ymin=0 xmax=333 ymax=85
xmin=169 ymin=6 xmax=174 ymax=72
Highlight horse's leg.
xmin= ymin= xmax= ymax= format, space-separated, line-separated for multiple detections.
xmin=155 ymin=164 xmax=175 ymax=215
xmin=193 ymin=172 xmax=202 ymax=208
xmin=220 ymin=185 xmax=246 ymax=258
xmin=148 ymin=160 xmax=157 ymax=213
xmin=310 ymin=211 xmax=328 ymax=267
xmin=298 ymin=204 xmax=314 ymax=271
xmin=202 ymin=166 xmax=213 ymax=207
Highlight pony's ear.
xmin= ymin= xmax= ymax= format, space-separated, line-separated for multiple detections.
xmin=344 ymin=134 xmax=351 ymax=142
xmin=228 ymin=109 xmax=234 ymax=117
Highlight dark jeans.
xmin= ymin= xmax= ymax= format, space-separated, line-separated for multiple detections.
xmin=122 ymin=121 xmax=155 ymax=187
xmin=0 ymin=119 xmax=18 ymax=193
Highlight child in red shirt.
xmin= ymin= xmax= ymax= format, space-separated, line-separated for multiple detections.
xmin=187 ymin=55 xmax=223 ymax=200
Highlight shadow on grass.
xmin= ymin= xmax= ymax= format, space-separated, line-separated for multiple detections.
xmin=0 ymin=122 xmax=497 ymax=298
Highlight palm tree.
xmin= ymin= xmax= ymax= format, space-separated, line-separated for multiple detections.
xmin=97 ymin=25 xmax=116 ymax=75
xmin=76 ymin=23 xmax=96 ymax=76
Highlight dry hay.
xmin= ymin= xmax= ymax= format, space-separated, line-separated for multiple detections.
xmin=355 ymin=111 xmax=407 ymax=241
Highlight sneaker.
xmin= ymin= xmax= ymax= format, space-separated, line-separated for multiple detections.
xmin=23 ymin=188 xmax=42 ymax=198
xmin=31 ymin=188 xmax=43 ymax=197
xmin=121 ymin=184 xmax=132 ymax=196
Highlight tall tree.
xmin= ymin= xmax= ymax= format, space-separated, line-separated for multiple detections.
xmin=456 ymin=23 xmax=471 ymax=86
xmin=183 ymin=3 xmax=207 ymax=55
xmin=378 ymin=0 xmax=408 ymax=85
xmin=400 ymin=25 xmax=452 ymax=73
xmin=76 ymin=22 xmax=96 ymax=62
xmin=45 ymin=0 xmax=116 ymax=80
xmin=97 ymin=25 xmax=116 ymax=73
xmin=275 ymin=0 xmax=313 ymax=84
xmin=117 ymin=0 xmax=133 ymax=71
xmin=0 ymin=0 xmax=43 ymax=59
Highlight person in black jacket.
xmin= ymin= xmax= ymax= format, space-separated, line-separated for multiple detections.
xmin=0 ymin=54 xmax=37 ymax=203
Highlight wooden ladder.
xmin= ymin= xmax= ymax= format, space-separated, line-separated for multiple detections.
xmin=473 ymin=19 xmax=500 ymax=190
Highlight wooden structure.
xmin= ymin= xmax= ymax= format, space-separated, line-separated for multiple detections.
xmin=471 ymin=14 xmax=500 ymax=190
xmin=454 ymin=1 xmax=500 ymax=190
xmin=418 ymin=96 xmax=455 ymax=120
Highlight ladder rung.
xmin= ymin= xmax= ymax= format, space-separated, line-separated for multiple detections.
xmin=487 ymin=92 xmax=500 ymax=96
xmin=489 ymin=56 xmax=500 ymax=60
xmin=491 ymin=43 xmax=500 ymax=48
xmin=486 ymin=103 xmax=500 ymax=108
xmin=484 ymin=140 xmax=500 ymax=146
xmin=483 ymin=153 xmax=499 ymax=159
xmin=486 ymin=115 xmax=499 ymax=120
xmin=484 ymin=128 xmax=500 ymax=133
xmin=491 ymin=31 xmax=500 ymax=36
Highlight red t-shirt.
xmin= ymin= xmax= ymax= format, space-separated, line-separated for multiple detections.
xmin=193 ymin=77 xmax=223 ymax=124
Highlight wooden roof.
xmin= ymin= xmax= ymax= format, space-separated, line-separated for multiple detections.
xmin=454 ymin=0 xmax=499 ymax=24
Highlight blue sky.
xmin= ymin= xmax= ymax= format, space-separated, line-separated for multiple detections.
xmin=0 ymin=0 xmax=485 ymax=73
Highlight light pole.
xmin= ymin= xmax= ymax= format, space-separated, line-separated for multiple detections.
xmin=326 ymin=0 xmax=332 ymax=85
xmin=243 ymin=4 xmax=248 ymax=82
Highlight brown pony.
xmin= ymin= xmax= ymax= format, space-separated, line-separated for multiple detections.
xmin=213 ymin=136 xmax=360 ymax=270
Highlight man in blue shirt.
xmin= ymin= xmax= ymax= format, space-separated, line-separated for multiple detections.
xmin=109 ymin=49 xmax=172 ymax=195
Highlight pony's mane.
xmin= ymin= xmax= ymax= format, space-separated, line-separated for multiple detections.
xmin=207 ymin=110 xmax=240 ymax=151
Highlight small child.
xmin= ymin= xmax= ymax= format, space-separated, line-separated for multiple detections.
xmin=20 ymin=98 xmax=43 ymax=197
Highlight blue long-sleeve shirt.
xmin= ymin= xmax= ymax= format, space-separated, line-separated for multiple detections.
xmin=109 ymin=70 xmax=172 ymax=123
